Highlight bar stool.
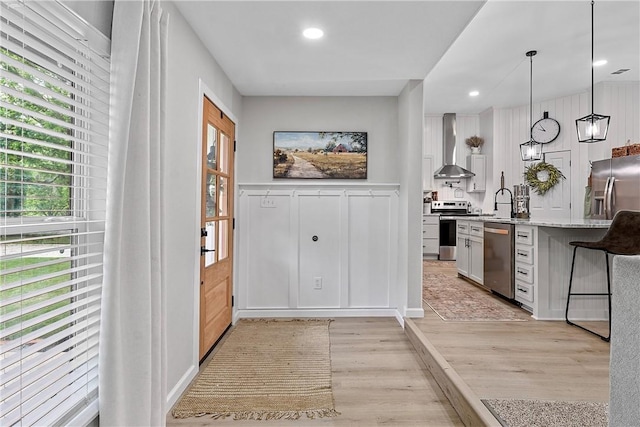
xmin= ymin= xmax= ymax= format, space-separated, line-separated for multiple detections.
xmin=565 ymin=210 xmax=640 ymax=342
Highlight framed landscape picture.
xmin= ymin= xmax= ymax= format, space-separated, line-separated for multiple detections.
xmin=273 ymin=131 xmax=367 ymax=179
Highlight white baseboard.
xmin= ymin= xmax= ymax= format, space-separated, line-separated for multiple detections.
xmin=235 ymin=309 xmax=398 ymax=319
xmin=166 ymin=364 xmax=198 ymax=412
xmin=405 ymin=307 xmax=425 ymax=318
xmin=394 ymin=310 xmax=405 ymax=327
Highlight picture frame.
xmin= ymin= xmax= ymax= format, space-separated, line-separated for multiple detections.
xmin=273 ymin=131 xmax=367 ymax=179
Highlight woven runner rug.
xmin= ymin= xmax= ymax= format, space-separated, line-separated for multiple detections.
xmin=423 ymin=260 xmax=530 ymax=321
xmin=172 ymin=319 xmax=339 ymax=420
xmin=482 ymin=399 xmax=608 ymax=427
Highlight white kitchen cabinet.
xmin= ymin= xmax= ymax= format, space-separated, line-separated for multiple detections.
xmin=422 ymin=214 xmax=439 ymax=258
xmin=422 ymin=155 xmax=434 ymax=191
xmin=514 ymin=225 xmax=535 ymax=311
xmin=466 ymin=154 xmax=486 ymax=193
xmin=456 ymin=220 xmax=483 ymax=284
xmin=456 ymin=222 xmax=469 ymax=277
xmin=468 ymin=223 xmax=484 ymax=284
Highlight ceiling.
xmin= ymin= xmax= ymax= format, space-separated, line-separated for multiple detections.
xmin=175 ymin=1 xmax=640 ymax=114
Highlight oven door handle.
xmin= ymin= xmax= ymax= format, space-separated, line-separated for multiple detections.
xmin=484 ymin=227 xmax=510 ymax=235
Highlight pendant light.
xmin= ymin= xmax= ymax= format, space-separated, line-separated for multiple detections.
xmin=520 ymin=50 xmax=543 ymax=161
xmin=576 ymin=0 xmax=610 ymax=143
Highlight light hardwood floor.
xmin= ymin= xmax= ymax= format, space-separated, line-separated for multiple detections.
xmin=167 ymin=318 xmax=463 ymax=426
xmin=415 ymin=262 xmax=610 ymax=403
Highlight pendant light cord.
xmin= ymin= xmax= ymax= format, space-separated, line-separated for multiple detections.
xmin=530 ymin=52 xmax=533 ymax=142
xmin=526 ymin=50 xmax=537 ymax=145
xmin=590 ymin=0 xmax=595 ymax=116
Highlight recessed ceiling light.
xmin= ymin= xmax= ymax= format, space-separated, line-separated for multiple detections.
xmin=469 ymin=91 xmax=479 ymax=97
xmin=593 ymin=59 xmax=607 ymax=67
xmin=303 ymin=28 xmax=324 ymax=40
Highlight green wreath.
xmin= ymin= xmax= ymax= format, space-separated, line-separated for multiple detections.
xmin=524 ymin=162 xmax=566 ymax=196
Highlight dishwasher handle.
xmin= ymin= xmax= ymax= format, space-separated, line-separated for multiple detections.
xmin=484 ymin=227 xmax=510 ymax=235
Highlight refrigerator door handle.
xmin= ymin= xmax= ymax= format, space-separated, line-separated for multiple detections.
xmin=606 ymin=177 xmax=616 ymax=219
xmin=603 ymin=177 xmax=610 ymax=219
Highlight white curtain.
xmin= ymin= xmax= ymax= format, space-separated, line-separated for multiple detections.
xmin=100 ymin=1 xmax=168 ymax=425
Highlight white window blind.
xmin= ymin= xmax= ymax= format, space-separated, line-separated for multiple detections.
xmin=0 ymin=1 xmax=110 ymax=425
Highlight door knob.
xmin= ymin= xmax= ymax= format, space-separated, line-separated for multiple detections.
xmin=201 ymin=246 xmax=215 ymax=256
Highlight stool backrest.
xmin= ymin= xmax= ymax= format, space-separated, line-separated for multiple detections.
xmin=601 ymin=210 xmax=640 ymax=255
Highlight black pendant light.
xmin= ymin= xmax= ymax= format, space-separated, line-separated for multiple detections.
xmin=576 ymin=0 xmax=610 ymax=143
xmin=520 ymin=50 xmax=542 ymax=161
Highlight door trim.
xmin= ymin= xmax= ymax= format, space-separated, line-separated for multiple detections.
xmin=193 ymin=79 xmax=239 ymax=367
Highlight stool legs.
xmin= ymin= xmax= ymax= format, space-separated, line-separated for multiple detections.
xmin=565 ymin=246 xmax=611 ymax=342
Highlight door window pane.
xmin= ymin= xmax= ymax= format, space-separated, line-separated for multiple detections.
xmin=218 ymin=177 xmax=228 ymax=217
xmin=218 ymin=220 xmax=228 ymax=261
xmin=207 ymin=124 xmax=217 ymax=170
xmin=206 ymin=174 xmax=217 ymax=218
xmin=220 ymin=133 xmax=230 ymax=174
xmin=205 ymin=221 xmax=216 ymax=266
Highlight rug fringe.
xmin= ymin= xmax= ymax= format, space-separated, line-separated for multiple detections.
xmin=172 ymin=409 xmax=340 ymax=420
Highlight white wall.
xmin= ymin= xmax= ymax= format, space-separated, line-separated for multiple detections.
xmin=423 ymin=114 xmax=489 ymax=212
xmin=236 ymin=96 xmax=406 ymax=317
xmin=161 ymin=1 xmax=243 ymax=408
xmin=426 ymin=81 xmax=640 ymax=220
xmin=398 ymin=80 xmax=425 ymax=318
xmin=238 ymin=96 xmax=399 ymax=184
xmin=493 ymin=81 xmax=640 ymax=220
xmin=236 ymin=186 xmax=400 ymax=317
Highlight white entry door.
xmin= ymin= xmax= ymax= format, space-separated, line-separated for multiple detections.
xmin=529 ymin=150 xmax=571 ymax=219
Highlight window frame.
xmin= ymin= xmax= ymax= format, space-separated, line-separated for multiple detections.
xmin=0 ymin=1 xmax=110 ymax=425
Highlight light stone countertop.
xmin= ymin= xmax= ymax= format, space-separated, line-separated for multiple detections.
xmin=440 ymin=215 xmax=612 ymax=229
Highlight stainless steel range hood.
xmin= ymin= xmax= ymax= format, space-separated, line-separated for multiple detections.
xmin=433 ymin=113 xmax=475 ymax=179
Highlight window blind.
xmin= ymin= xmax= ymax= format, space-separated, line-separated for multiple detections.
xmin=0 ymin=1 xmax=110 ymax=425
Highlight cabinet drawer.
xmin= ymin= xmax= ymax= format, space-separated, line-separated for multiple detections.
xmin=515 ymin=245 xmax=534 ymax=265
xmin=423 ymin=215 xmax=439 ymax=225
xmin=423 ymin=224 xmax=439 ymax=236
xmin=457 ymin=222 xmax=469 ymax=235
xmin=515 ymin=263 xmax=534 ymax=284
xmin=469 ymin=222 xmax=483 ymax=238
xmin=515 ymin=281 xmax=534 ymax=303
xmin=423 ymin=239 xmax=439 ymax=254
xmin=515 ymin=226 xmax=534 ymax=245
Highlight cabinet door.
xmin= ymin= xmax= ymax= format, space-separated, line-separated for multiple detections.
xmin=456 ymin=235 xmax=469 ymax=276
xmin=466 ymin=155 xmax=486 ymax=192
xmin=469 ymin=236 xmax=484 ymax=284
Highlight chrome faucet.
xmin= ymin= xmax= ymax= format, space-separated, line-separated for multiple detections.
xmin=494 ymin=171 xmax=515 ymax=218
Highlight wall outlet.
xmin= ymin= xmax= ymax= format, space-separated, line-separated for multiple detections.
xmin=313 ymin=277 xmax=322 ymax=290
xmin=260 ymin=198 xmax=276 ymax=208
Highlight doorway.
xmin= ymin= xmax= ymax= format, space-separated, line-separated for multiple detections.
xmin=199 ymin=96 xmax=235 ymax=360
xmin=529 ymin=150 xmax=571 ymax=219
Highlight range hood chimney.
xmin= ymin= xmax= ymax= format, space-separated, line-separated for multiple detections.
xmin=433 ymin=113 xmax=475 ymax=179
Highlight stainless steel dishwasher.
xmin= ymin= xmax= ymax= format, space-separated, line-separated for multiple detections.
xmin=483 ymin=222 xmax=515 ymax=299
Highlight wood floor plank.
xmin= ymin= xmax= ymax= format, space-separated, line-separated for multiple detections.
xmin=414 ymin=286 xmax=610 ymax=403
xmin=167 ymin=318 xmax=463 ymax=426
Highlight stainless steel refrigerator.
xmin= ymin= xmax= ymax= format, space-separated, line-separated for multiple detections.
xmin=590 ymin=155 xmax=640 ymax=219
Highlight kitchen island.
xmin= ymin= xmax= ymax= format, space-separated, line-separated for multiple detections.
xmin=441 ymin=216 xmax=612 ymax=320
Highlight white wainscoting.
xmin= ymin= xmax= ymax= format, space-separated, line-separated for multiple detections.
xmin=237 ymin=184 xmax=400 ymax=317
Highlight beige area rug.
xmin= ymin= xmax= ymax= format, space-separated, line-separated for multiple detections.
xmin=172 ymin=319 xmax=339 ymax=420
xmin=483 ymin=399 xmax=608 ymax=427
xmin=423 ymin=260 xmax=530 ymax=322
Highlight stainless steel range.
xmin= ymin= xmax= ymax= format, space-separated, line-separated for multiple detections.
xmin=431 ymin=200 xmax=473 ymax=261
